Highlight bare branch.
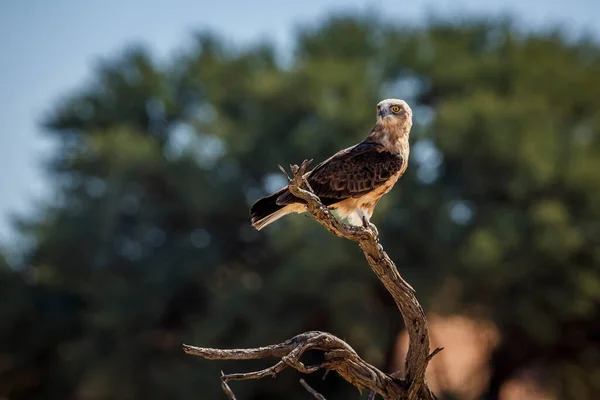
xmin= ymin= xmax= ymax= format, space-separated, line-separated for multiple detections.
xmin=184 ymin=331 xmax=404 ymax=398
xmin=184 ymin=161 xmax=439 ymax=399
xmin=286 ymin=161 xmax=437 ymax=398
xmin=427 ymin=347 xmax=444 ymax=362
xmin=300 ymin=379 xmax=327 ymax=400
xmin=220 ymin=371 xmax=237 ymax=400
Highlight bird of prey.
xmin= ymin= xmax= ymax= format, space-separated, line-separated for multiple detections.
xmin=250 ymin=99 xmax=412 ymax=230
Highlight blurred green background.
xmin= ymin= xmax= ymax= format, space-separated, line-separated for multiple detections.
xmin=1 ymin=1 xmax=600 ymax=399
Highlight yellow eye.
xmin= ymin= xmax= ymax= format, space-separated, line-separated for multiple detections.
xmin=391 ymin=105 xmax=400 ymax=113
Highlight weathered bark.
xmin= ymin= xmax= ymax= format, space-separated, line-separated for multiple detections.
xmin=184 ymin=160 xmax=441 ymax=399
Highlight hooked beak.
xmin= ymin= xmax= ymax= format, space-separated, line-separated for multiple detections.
xmin=378 ymin=107 xmax=389 ymax=118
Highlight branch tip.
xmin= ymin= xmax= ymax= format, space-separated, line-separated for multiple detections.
xmin=300 ymin=379 xmax=327 ymax=400
xmin=277 ymin=164 xmax=290 ymax=180
xmin=426 ymin=347 xmax=444 ymax=362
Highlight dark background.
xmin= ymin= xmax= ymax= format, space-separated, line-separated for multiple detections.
xmin=1 ymin=5 xmax=600 ymax=400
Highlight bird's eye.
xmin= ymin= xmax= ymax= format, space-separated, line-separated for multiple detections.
xmin=391 ymin=105 xmax=401 ymax=113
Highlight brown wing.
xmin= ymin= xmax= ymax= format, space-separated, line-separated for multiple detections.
xmin=276 ymin=141 xmax=404 ymax=206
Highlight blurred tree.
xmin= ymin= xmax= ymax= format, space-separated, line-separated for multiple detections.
xmin=3 ymin=14 xmax=600 ymax=400
xmin=0 ymin=252 xmax=85 ymax=399
xmin=386 ymin=21 xmax=600 ymax=399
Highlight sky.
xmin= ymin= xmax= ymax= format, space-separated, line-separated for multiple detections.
xmin=1 ymin=0 xmax=599 ymax=246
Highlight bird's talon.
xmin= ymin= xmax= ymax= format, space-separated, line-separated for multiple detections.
xmin=361 ymin=215 xmax=370 ymax=228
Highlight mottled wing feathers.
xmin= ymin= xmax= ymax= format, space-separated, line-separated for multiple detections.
xmin=276 ymin=142 xmax=404 ymax=206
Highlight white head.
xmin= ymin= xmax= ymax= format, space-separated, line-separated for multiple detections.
xmin=376 ymin=99 xmax=412 ymax=127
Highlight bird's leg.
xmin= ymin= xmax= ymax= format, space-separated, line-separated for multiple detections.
xmin=356 ymin=208 xmax=379 ymax=239
xmin=355 ymin=208 xmax=368 ymax=226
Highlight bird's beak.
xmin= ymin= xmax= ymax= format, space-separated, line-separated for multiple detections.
xmin=378 ymin=108 xmax=389 ymax=118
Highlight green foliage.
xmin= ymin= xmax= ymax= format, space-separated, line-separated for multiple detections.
xmin=3 ymin=15 xmax=600 ymax=399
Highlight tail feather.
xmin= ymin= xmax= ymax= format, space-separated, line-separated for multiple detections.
xmin=252 ymin=207 xmax=292 ymax=230
xmin=250 ymin=190 xmax=291 ymax=230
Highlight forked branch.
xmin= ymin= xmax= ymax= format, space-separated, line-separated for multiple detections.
xmin=184 ymin=331 xmax=404 ymax=399
xmin=184 ymin=160 xmax=440 ymax=399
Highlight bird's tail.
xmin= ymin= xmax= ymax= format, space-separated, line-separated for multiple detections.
xmin=250 ymin=190 xmax=293 ymax=230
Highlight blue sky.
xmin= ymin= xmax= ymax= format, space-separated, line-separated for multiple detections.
xmin=1 ymin=0 xmax=599 ymax=245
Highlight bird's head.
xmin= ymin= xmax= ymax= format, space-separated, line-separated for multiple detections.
xmin=376 ymin=99 xmax=412 ymax=127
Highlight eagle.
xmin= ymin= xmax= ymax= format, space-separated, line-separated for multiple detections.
xmin=250 ymin=99 xmax=412 ymax=230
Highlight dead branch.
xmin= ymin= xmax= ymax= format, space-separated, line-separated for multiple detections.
xmin=184 ymin=160 xmax=440 ymax=399
xmin=184 ymin=331 xmax=404 ymax=398
xmin=300 ymin=379 xmax=327 ymax=400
